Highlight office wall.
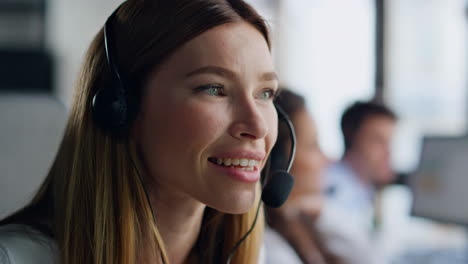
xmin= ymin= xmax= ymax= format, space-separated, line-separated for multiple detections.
xmin=0 ymin=0 xmax=122 ymax=218
xmin=46 ymin=0 xmax=123 ymax=105
xmin=0 ymin=94 xmax=67 ymax=218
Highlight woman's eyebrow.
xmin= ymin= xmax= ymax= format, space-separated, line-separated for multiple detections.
xmin=260 ymin=72 xmax=278 ymax=82
xmin=184 ymin=66 xmax=278 ymax=82
xmin=184 ymin=66 xmax=235 ymax=79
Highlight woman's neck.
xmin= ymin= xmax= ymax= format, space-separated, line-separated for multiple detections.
xmin=146 ymin=184 xmax=206 ymax=264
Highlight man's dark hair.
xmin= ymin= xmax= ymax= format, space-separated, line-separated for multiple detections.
xmin=341 ymin=101 xmax=397 ymax=153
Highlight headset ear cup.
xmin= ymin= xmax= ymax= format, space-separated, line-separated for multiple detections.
xmin=92 ymin=84 xmax=128 ymax=130
xmin=262 ymin=170 xmax=294 ymax=208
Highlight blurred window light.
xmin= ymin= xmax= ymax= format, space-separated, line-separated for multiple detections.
xmin=386 ymin=0 xmax=468 ymax=172
xmin=274 ymin=0 xmax=376 ymax=159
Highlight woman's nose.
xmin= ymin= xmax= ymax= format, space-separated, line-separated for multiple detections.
xmin=228 ymin=98 xmax=269 ymax=141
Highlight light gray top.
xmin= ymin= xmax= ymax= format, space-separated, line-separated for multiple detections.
xmin=0 ymin=224 xmax=58 ymax=264
xmin=0 ymin=224 xmax=266 ymax=264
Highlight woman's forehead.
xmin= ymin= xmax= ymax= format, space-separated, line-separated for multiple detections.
xmin=160 ymin=22 xmax=274 ymax=77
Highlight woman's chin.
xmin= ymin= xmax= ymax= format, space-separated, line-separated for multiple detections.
xmin=207 ymin=194 xmax=257 ymax=214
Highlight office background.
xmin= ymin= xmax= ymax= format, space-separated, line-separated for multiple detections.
xmin=1 ymin=0 xmax=467 ymax=262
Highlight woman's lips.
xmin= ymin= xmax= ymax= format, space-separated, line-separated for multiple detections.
xmin=207 ymin=159 xmax=260 ymax=183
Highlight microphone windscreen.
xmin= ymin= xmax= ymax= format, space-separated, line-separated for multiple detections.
xmin=261 ymin=171 xmax=294 ymax=208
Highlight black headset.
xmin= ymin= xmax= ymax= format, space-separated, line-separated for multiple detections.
xmin=91 ymin=6 xmax=136 ymax=135
xmin=92 ymin=4 xmax=296 ymax=263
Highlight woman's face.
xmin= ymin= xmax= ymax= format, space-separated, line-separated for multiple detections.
xmin=135 ymin=22 xmax=278 ymax=214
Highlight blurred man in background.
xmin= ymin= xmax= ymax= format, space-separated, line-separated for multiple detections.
xmin=324 ymin=101 xmax=397 ymax=234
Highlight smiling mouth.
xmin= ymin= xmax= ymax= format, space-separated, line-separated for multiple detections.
xmin=208 ymin=157 xmax=258 ymax=171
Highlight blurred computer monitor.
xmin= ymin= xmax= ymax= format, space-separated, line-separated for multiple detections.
xmin=410 ymin=136 xmax=468 ymax=225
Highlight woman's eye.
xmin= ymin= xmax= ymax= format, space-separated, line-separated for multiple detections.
xmin=258 ymin=89 xmax=277 ymax=101
xmin=196 ymin=85 xmax=225 ymax=96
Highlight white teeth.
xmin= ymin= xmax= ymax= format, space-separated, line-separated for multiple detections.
xmin=240 ymin=159 xmax=249 ymax=166
xmin=213 ymin=157 xmax=259 ymax=168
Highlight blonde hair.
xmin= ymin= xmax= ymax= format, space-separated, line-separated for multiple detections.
xmin=1 ymin=0 xmax=270 ymax=263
